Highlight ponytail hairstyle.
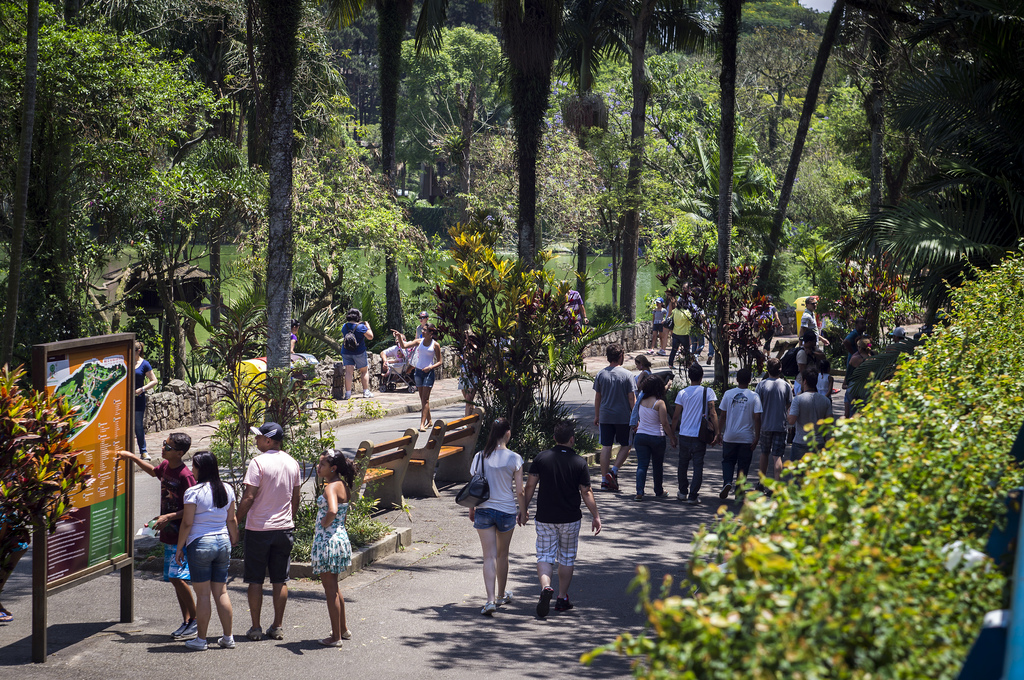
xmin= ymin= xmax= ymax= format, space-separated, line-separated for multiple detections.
xmin=191 ymin=451 xmax=228 ymax=509
xmin=482 ymin=417 xmax=511 ymax=458
xmin=324 ymin=449 xmax=356 ymax=490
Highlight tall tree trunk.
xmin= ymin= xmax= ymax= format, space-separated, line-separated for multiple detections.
xmin=456 ymin=82 xmax=476 ymax=224
xmin=715 ymin=0 xmax=741 ymax=386
xmin=210 ymin=239 xmax=222 ymax=327
xmin=1 ymin=0 xmax=39 ymax=367
xmin=501 ymin=0 xmax=560 ymax=266
xmin=261 ymin=0 xmax=301 ymax=369
xmin=576 ymin=238 xmax=588 ymax=300
xmin=756 ymin=0 xmax=845 ymax=291
xmin=619 ymin=0 xmax=654 ymax=322
xmin=768 ymin=83 xmax=783 ymax=153
xmin=246 ymin=0 xmax=265 ymax=168
xmin=866 ymin=12 xmax=890 ymax=216
xmin=378 ymin=0 xmax=412 ymax=334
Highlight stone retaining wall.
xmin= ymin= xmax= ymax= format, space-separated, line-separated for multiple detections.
xmin=582 ymin=322 xmax=656 ymax=357
xmin=143 ymin=379 xmax=224 ymax=433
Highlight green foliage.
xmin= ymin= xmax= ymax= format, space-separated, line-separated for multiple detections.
xmin=0 ymin=366 xmax=90 ymax=581
xmin=835 ymin=258 xmax=906 ymax=342
xmin=593 ymin=251 xmax=1024 ymax=679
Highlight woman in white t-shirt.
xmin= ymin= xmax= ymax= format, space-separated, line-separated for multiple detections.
xmin=468 ymin=418 xmax=524 ymax=616
xmin=395 ymin=324 xmax=443 ymax=432
xmin=176 ymin=452 xmax=238 ymax=651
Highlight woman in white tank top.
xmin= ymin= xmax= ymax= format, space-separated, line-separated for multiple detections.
xmin=468 ymin=418 xmax=523 ymax=616
xmin=632 ymin=374 xmax=677 ymax=500
xmin=394 ymin=324 xmax=443 ymax=431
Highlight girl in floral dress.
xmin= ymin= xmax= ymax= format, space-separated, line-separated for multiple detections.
xmin=312 ymin=450 xmax=355 ymax=647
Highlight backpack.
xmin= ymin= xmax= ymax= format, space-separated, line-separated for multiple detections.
xmin=780 ymin=346 xmax=801 ymax=378
xmin=343 ymin=323 xmax=359 ymax=352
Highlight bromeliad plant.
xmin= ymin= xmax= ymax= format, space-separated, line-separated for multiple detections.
xmin=0 ymin=366 xmax=90 ymax=590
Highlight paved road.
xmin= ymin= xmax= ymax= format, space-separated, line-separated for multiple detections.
xmin=0 ymin=344 xmax=818 ymax=677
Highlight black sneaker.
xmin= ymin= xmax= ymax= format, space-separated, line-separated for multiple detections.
xmin=536 ymin=587 xmax=554 ymax=618
xmin=719 ymin=483 xmax=733 ymax=500
xmin=555 ymin=597 xmax=574 ymax=611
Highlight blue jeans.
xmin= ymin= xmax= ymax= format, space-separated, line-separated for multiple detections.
xmin=186 ymin=534 xmax=231 ymax=583
xmin=634 ymin=433 xmax=666 ymax=496
xmin=668 ymin=334 xmax=690 ymax=369
xmin=677 ymin=436 xmax=707 ymax=499
xmin=134 ymin=408 xmax=147 ymax=455
xmin=722 ymin=441 xmax=754 ymax=486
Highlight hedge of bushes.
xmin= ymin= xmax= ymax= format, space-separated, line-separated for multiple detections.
xmin=595 ymin=253 xmax=1024 ymax=678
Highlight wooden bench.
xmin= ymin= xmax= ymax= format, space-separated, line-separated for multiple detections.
xmin=435 ymin=410 xmax=484 ymax=486
xmin=402 ymin=409 xmax=484 ymax=497
xmin=354 ymin=428 xmax=418 ymax=509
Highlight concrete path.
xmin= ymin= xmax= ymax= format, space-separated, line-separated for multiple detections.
xmin=0 ymin=336 xmax=826 ymax=677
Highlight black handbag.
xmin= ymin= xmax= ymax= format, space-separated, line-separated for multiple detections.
xmin=455 ymin=453 xmax=490 ymax=507
xmin=697 ymin=386 xmax=716 ymax=444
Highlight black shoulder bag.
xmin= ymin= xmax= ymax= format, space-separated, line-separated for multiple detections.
xmin=455 ymin=452 xmax=490 ymax=507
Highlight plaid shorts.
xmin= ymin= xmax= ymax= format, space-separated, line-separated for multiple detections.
xmin=760 ymin=430 xmax=788 ymax=458
xmin=535 ymin=520 xmax=582 ymax=567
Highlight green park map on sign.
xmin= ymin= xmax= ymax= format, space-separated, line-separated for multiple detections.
xmin=53 ymin=358 xmax=128 ymax=439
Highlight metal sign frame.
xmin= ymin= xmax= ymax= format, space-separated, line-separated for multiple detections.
xmin=30 ymin=333 xmax=136 ymax=663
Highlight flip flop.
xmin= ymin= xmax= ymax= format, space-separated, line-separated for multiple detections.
xmin=0 ymin=610 xmax=12 ymax=623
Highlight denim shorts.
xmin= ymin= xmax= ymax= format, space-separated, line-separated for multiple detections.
xmin=185 ymin=534 xmax=230 ymax=583
xmin=414 ymin=368 xmax=435 ymax=388
xmin=342 ymin=352 xmax=368 ymax=369
xmin=473 ymin=508 xmax=516 ymax=533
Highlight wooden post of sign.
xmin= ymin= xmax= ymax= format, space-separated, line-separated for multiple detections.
xmin=31 ymin=521 xmax=47 ymax=663
xmin=120 ymin=450 xmax=134 ymax=623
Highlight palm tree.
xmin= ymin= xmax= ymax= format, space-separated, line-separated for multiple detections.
xmin=837 ymin=0 xmax=1024 ymax=313
xmin=756 ymin=0 xmax=846 ymax=292
xmin=1 ymin=0 xmax=39 ymax=367
xmin=417 ymin=0 xmax=563 ymax=265
xmin=557 ymin=0 xmax=630 ymax=298
xmin=714 ymin=0 xmax=740 ymax=385
xmin=617 ymin=0 xmax=710 ymax=321
xmin=261 ymin=0 xmax=303 ymax=369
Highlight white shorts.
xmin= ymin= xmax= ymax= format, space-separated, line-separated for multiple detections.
xmin=535 ymin=520 xmax=582 ymax=566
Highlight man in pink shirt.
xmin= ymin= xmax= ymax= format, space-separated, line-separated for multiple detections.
xmin=235 ymin=422 xmax=301 ymax=642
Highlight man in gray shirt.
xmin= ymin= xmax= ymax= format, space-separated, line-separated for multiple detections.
xmin=755 ymin=358 xmax=793 ymax=489
xmin=788 ymin=368 xmax=833 ymax=467
xmin=593 ymin=344 xmax=635 ymax=491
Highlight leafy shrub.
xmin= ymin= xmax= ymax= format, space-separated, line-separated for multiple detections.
xmin=592 ymin=252 xmax=1024 ymax=678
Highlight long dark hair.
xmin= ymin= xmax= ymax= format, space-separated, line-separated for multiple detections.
xmin=192 ymin=451 xmax=228 ymax=509
xmin=324 ymin=449 xmax=356 ymax=490
xmin=482 ymin=417 xmax=511 ymax=458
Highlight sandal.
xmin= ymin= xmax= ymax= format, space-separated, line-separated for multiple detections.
xmin=0 ymin=609 xmax=12 ymax=623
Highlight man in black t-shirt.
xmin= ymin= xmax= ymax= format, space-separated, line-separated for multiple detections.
xmin=521 ymin=421 xmax=602 ymax=618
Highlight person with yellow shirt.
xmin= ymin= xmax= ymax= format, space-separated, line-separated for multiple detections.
xmin=667 ymin=295 xmax=693 ymax=370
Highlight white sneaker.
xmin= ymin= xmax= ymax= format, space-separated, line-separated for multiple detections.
xmin=184 ymin=638 xmax=208 ymax=651
xmin=363 ymin=389 xmax=373 ymax=398
xmin=217 ymin=635 xmax=235 ymax=649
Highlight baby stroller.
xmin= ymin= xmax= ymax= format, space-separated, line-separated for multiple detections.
xmin=379 ymin=354 xmax=417 ymax=393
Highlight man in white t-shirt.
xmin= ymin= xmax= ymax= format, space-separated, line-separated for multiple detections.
xmin=235 ymin=422 xmax=301 ymax=642
xmin=717 ymin=367 xmax=762 ymax=499
xmin=670 ymin=363 xmax=718 ymax=505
